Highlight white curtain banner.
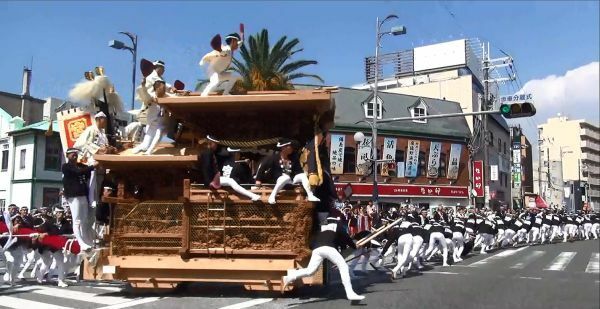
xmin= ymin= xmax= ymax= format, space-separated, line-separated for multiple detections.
xmin=397 ymin=162 xmax=405 ymax=178
xmin=447 ymin=143 xmax=462 ymax=180
xmin=356 ymin=136 xmax=372 ymax=175
xmin=405 ymin=140 xmax=420 ymax=178
xmin=329 ymin=134 xmax=345 ymax=175
xmin=427 ymin=141 xmax=442 ymax=178
xmin=381 ymin=137 xmax=397 ymax=176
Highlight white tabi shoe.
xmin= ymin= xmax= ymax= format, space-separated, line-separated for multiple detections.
xmin=250 ymin=194 xmax=261 ymax=202
xmin=347 ymin=293 xmax=365 ymax=301
xmin=268 ymin=196 xmax=277 ymax=205
xmin=58 ymin=280 xmax=69 ymax=288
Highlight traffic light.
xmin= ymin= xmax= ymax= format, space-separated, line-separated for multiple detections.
xmin=499 ymin=103 xmax=536 ymax=119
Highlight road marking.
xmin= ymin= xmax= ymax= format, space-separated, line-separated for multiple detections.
xmin=469 ymin=246 xmax=529 ymax=267
xmin=97 ymin=297 xmax=164 ymax=309
xmin=85 ymin=285 xmax=124 ymax=292
xmin=218 ymin=298 xmax=274 ymax=309
xmin=544 ymin=252 xmax=576 ymax=271
xmin=519 ymin=276 xmax=542 ymax=280
xmin=0 ymin=295 xmax=74 ymax=309
xmin=585 ymin=253 xmax=599 ymax=273
xmin=425 ymin=271 xmax=460 ymax=275
xmin=511 ymin=251 xmax=545 ymax=269
xmin=8 ymin=285 xmax=132 ymax=305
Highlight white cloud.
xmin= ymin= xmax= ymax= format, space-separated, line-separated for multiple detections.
xmin=520 ymin=62 xmax=599 ymax=124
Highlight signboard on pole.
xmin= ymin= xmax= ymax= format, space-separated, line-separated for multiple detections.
xmin=405 ymin=140 xmax=420 ymax=178
xmin=490 ymin=165 xmax=499 ymax=181
xmin=447 ymin=144 xmax=462 ymax=180
xmin=427 ymin=142 xmax=442 ymax=178
xmin=329 ymin=134 xmax=345 ymax=175
xmin=473 ymin=160 xmax=484 ymax=197
xmin=499 ymin=93 xmax=533 ymax=103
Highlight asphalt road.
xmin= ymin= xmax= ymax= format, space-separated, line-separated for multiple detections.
xmin=1 ymin=239 xmax=599 ymax=309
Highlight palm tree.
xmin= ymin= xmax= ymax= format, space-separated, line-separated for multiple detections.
xmin=196 ymin=29 xmax=323 ymax=92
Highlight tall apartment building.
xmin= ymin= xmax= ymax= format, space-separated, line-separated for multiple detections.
xmin=538 ymin=116 xmax=600 ymax=211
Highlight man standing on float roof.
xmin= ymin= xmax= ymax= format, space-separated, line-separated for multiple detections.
xmin=73 ymin=111 xmax=112 ymax=208
xmin=199 ymin=29 xmax=243 ymax=96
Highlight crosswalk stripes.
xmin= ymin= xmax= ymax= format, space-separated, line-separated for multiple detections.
xmin=0 ymin=284 xmax=163 ymax=309
xmin=468 ymin=246 xmax=529 ymax=266
xmin=585 ymin=253 xmax=599 ymax=273
xmin=460 ymin=248 xmax=600 ymax=274
xmin=544 ymin=252 xmax=577 ymax=271
xmin=511 ymin=251 xmax=545 ymax=269
xmin=0 ymin=295 xmax=74 ymax=309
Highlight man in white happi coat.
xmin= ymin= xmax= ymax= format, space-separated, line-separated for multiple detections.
xmin=132 ymin=79 xmax=171 ymax=155
xmin=73 ymin=111 xmax=112 ymax=208
xmin=199 ymin=32 xmax=243 ymax=96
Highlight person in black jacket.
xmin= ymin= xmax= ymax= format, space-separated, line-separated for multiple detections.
xmin=256 ymin=138 xmax=320 ymax=205
xmin=197 ymin=135 xmax=221 ymax=189
xmin=62 ymin=147 xmax=97 ymax=251
xmin=282 ymin=217 xmax=364 ymax=301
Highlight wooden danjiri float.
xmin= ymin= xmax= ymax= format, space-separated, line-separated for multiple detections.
xmin=80 ymin=88 xmax=337 ymax=292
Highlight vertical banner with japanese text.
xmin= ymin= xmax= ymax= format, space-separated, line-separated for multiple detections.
xmin=447 ymin=144 xmax=462 ymax=179
xmin=329 ymin=134 xmax=345 ymax=174
xmin=473 ymin=160 xmax=484 ymax=197
xmin=405 ymin=140 xmax=420 ymax=178
xmin=356 ymin=136 xmax=372 ymax=175
xmin=381 ymin=137 xmax=397 ymax=176
xmin=427 ymin=142 xmax=442 ymax=178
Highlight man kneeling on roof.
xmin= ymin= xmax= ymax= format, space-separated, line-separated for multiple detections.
xmin=255 ymin=138 xmax=320 ymax=204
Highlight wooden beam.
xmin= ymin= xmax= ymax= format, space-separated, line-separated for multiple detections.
xmin=108 ymin=255 xmax=295 ymax=271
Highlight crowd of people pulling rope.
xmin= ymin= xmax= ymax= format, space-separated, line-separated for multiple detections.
xmin=281 ymin=205 xmax=600 ymax=301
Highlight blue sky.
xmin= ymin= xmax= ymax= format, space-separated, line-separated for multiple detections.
xmin=1 ymin=1 xmax=598 ymax=131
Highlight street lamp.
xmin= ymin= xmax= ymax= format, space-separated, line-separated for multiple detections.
xmin=109 ymin=31 xmax=138 ymax=119
xmin=369 ymin=14 xmax=407 ymax=211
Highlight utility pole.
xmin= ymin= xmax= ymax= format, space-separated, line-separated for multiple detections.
xmin=538 ymin=128 xmax=543 ymax=198
xmin=482 ymin=43 xmax=489 ymax=209
xmin=481 ymin=42 xmax=514 ymax=209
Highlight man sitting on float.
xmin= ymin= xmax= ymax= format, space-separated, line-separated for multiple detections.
xmin=255 ymin=138 xmax=320 ymax=204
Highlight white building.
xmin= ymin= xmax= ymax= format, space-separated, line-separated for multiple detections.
xmin=0 ymin=89 xmax=65 ymax=210
xmin=538 ymin=116 xmax=600 ymax=211
xmin=3 ymin=120 xmax=62 ymax=210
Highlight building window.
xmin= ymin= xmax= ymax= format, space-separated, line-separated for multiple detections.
xmin=438 ymin=153 xmax=447 ymax=177
xmin=1 ymin=150 xmax=8 ymax=171
xmin=343 ymin=147 xmax=356 ymax=173
xmin=498 ymin=138 xmax=502 ymax=151
xmin=42 ymin=188 xmax=60 ymax=208
xmin=19 ymin=149 xmax=26 ymax=170
xmin=364 ymin=96 xmax=383 ymax=119
xmin=489 ymin=132 xmax=494 ymax=146
xmin=44 ymin=136 xmax=62 ymax=171
xmin=411 ymin=106 xmax=427 ymax=123
xmin=503 ymin=142 xmax=507 ymax=155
